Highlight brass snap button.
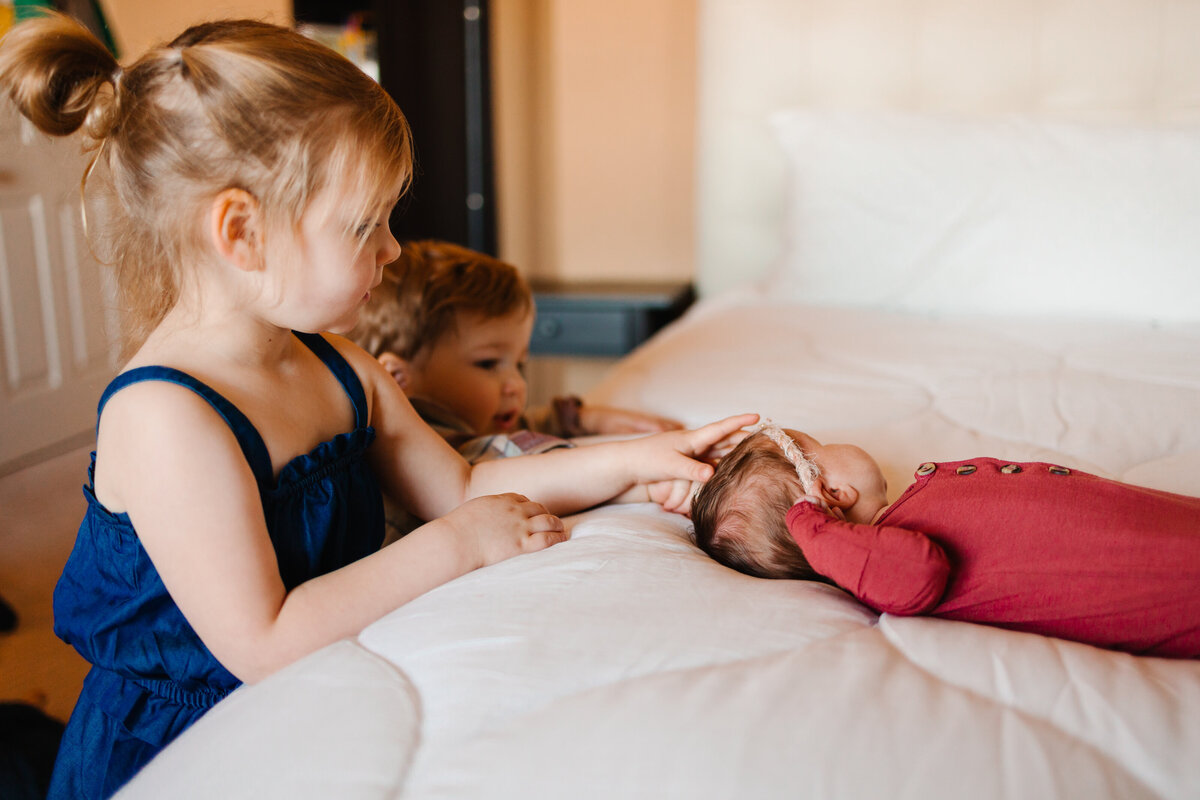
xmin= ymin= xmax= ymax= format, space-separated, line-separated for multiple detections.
xmin=1048 ymin=465 xmax=1071 ymax=475
xmin=916 ymin=462 xmax=936 ymax=476
xmin=1000 ymin=464 xmax=1022 ymax=474
xmin=955 ymin=464 xmax=977 ymax=475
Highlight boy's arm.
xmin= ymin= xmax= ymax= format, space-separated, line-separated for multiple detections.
xmin=786 ymin=501 xmax=950 ymax=615
xmin=578 ymin=404 xmax=683 ymax=435
xmin=526 ymin=396 xmax=684 ymax=437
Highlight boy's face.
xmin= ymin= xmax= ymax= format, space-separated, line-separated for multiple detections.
xmin=405 ymin=308 xmax=534 ymax=435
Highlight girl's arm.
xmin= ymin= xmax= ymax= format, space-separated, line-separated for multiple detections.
xmin=96 ymin=380 xmax=564 ymax=685
xmin=348 ymin=337 xmax=758 ymax=518
xmin=463 ymin=414 xmax=756 ymax=514
xmin=786 ymin=500 xmax=950 ymax=615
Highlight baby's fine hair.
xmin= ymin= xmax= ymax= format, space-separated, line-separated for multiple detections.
xmin=350 ymin=240 xmax=532 ymax=360
xmin=0 ymin=12 xmax=412 ymax=357
xmin=692 ymin=431 xmax=820 ymax=580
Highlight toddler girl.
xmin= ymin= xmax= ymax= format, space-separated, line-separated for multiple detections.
xmin=692 ymin=423 xmax=1200 ymax=658
xmin=0 ymin=14 xmax=753 ymax=797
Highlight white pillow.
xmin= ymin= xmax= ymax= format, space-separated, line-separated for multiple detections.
xmin=767 ymin=109 xmax=1200 ymax=322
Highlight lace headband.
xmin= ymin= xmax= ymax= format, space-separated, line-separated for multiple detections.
xmin=753 ymin=420 xmax=822 ymax=497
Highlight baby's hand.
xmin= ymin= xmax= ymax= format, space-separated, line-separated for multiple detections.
xmin=579 ymin=404 xmax=684 ymax=435
xmin=794 ymin=494 xmax=844 ymax=521
xmin=442 ymin=493 xmax=567 ymax=569
xmin=646 ymin=479 xmax=702 ymax=516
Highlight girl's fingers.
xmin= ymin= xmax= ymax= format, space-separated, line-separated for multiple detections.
xmin=528 ymin=512 xmax=564 ymax=533
xmin=671 ymin=453 xmax=714 ymax=482
xmin=688 ymin=413 xmax=759 ymax=450
xmin=526 ymin=530 xmax=568 ymax=550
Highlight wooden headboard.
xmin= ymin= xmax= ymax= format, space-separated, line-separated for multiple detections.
xmin=695 ymin=0 xmax=1200 ymax=295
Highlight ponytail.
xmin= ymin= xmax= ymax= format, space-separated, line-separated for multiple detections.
xmin=0 ymin=11 xmax=119 ymax=139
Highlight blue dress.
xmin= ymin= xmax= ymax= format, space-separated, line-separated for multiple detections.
xmin=48 ymin=332 xmax=385 ymax=799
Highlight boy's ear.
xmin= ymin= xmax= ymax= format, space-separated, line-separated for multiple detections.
xmin=210 ymin=188 xmax=263 ymax=271
xmin=377 ymin=351 xmax=411 ymax=392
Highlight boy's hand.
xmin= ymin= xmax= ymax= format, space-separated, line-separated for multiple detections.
xmin=442 ymin=493 xmax=567 ymax=569
xmin=579 ymin=404 xmax=684 ymax=435
xmin=646 ymin=479 xmax=701 ymax=516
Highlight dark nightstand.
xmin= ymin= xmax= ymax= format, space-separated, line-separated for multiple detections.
xmin=529 ymin=281 xmax=695 ymax=358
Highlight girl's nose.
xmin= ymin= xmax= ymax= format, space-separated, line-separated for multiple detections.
xmin=379 ymin=228 xmax=401 ymax=266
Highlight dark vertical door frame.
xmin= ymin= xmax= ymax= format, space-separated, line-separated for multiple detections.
xmin=374 ymin=0 xmax=497 ymax=254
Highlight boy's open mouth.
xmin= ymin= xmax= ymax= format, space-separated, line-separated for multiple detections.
xmin=493 ymin=410 xmax=518 ymax=431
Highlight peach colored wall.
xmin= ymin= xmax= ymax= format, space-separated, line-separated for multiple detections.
xmin=94 ymin=0 xmax=696 ymax=285
xmin=98 ymin=0 xmax=290 ymax=58
xmin=492 ymin=0 xmax=697 ymax=283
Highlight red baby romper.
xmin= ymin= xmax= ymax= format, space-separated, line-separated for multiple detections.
xmin=785 ymin=458 xmax=1200 ymax=658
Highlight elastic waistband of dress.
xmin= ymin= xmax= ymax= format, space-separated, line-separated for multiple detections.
xmin=132 ymin=676 xmax=233 ymax=709
xmin=85 ymin=666 xmax=235 ymax=710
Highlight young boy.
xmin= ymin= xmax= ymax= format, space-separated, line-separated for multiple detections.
xmin=351 ymin=240 xmax=682 ymax=462
xmin=690 ymin=422 xmax=1200 ymax=658
xmin=349 ymin=240 xmax=699 ymax=535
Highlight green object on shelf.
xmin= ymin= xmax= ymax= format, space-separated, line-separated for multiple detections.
xmin=86 ymin=0 xmax=118 ymax=57
xmin=11 ymin=0 xmax=118 ymax=57
xmin=13 ymin=0 xmax=52 ymax=23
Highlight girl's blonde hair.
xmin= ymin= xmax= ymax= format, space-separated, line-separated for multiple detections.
xmin=0 ymin=12 xmax=412 ymax=357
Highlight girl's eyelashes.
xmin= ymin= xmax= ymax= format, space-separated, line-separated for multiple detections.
xmin=355 ymin=222 xmax=380 ymax=238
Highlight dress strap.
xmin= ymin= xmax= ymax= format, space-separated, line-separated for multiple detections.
xmin=293 ymin=332 xmax=370 ymax=429
xmin=96 ymin=367 xmax=275 ymax=491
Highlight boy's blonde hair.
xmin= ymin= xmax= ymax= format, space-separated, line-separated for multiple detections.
xmin=0 ymin=12 xmax=412 ymax=357
xmin=351 ymin=240 xmax=532 ymax=360
xmin=691 ymin=432 xmax=821 ymax=580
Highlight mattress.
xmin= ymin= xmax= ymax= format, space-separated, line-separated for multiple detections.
xmin=119 ymin=296 xmax=1200 ymax=800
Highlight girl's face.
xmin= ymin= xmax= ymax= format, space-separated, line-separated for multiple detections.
xmin=265 ymin=177 xmax=404 ymax=334
xmin=405 ymin=308 xmax=534 ymax=436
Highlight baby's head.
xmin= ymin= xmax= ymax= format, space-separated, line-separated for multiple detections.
xmin=350 ymin=240 xmax=534 ymax=434
xmin=692 ymin=425 xmax=888 ymax=579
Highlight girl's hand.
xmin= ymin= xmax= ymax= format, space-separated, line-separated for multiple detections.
xmin=441 ymin=493 xmax=567 ymax=569
xmin=635 ymin=413 xmax=760 ymax=483
xmin=579 ymin=404 xmax=684 ymax=435
xmin=646 ymin=478 xmax=701 ymax=516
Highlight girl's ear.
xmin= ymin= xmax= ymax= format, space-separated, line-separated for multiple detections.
xmin=377 ymin=351 xmax=411 ymax=392
xmin=210 ymin=188 xmax=263 ymax=271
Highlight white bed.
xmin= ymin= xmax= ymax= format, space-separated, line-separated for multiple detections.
xmin=118 ymin=2 xmax=1200 ymax=798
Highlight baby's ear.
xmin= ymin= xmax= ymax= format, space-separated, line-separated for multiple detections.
xmin=377 ymin=352 xmax=410 ymax=392
xmin=821 ymin=479 xmax=859 ymax=512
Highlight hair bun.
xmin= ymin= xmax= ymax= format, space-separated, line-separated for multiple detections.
xmin=0 ymin=11 xmax=121 ymax=137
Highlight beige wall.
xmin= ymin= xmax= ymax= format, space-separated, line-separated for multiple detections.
xmin=95 ymin=0 xmax=697 ymax=286
xmin=98 ymin=0 xmax=290 ymax=58
xmin=492 ymin=0 xmax=697 ymax=284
